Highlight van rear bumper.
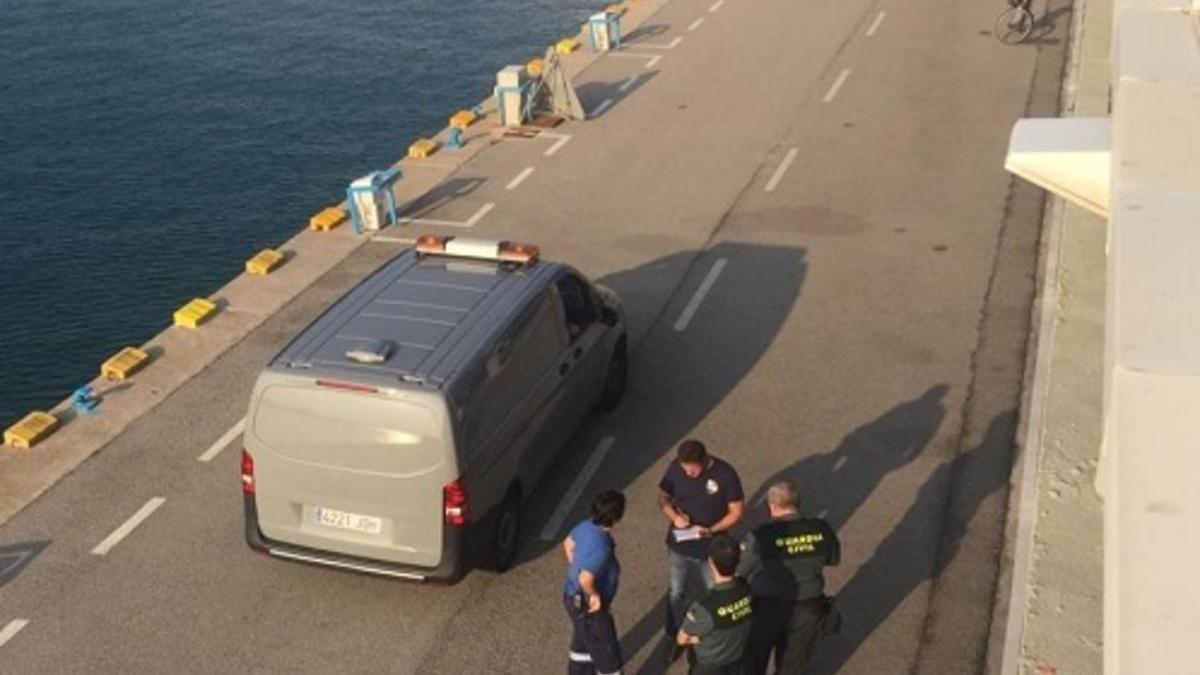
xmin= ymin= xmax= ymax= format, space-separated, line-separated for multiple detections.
xmin=243 ymin=493 xmax=467 ymax=583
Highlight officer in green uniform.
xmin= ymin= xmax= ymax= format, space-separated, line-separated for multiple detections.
xmin=738 ymin=480 xmax=840 ymax=675
xmin=676 ymin=534 xmax=754 ymax=675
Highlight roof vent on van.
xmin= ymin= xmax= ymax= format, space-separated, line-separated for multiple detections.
xmin=345 ymin=340 xmax=394 ymax=365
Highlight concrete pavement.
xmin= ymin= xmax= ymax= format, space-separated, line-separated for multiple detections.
xmin=0 ymin=0 xmax=1071 ymax=671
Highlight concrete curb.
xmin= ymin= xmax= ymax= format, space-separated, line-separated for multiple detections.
xmin=993 ymin=0 xmax=1091 ymax=671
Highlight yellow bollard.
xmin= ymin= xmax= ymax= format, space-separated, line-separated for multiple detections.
xmin=450 ymin=110 xmax=478 ymax=130
xmin=556 ymin=37 xmax=580 ymax=54
xmin=309 ymin=206 xmax=346 ymax=231
xmin=4 ymin=412 xmax=58 ymax=450
xmin=245 ymin=249 xmax=285 ymax=276
xmin=101 ymin=347 xmax=151 ymax=381
xmin=173 ymin=298 xmax=218 ymax=328
xmin=409 ymin=138 xmax=440 ymax=159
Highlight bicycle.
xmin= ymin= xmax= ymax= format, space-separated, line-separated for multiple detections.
xmin=994 ymin=0 xmax=1035 ymax=45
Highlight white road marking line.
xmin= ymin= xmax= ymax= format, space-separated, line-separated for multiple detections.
xmin=823 ymin=68 xmax=851 ymax=103
xmin=197 ymin=418 xmax=245 ymax=462
xmin=91 ymin=497 xmax=166 ymax=556
xmin=590 ymin=98 xmax=614 ymax=118
xmin=674 ymin=258 xmax=728 ymax=332
xmin=709 ymin=0 xmax=726 ymax=12
xmin=764 ymin=147 xmax=799 ymax=193
xmin=544 ymin=134 xmax=573 ymax=156
xmin=465 ymin=202 xmax=496 ymax=227
xmin=609 ymin=52 xmax=663 ymax=69
xmin=0 ymin=620 xmax=30 ymax=649
xmin=832 ymin=456 xmax=849 ymax=472
xmin=506 ymin=166 xmax=536 ymax=191
xmin=631 ymin=36 xmax=683 ymax=50
xmin=398 ymin=202 xmax=495 ymax=229
xmin=540 ymin=436 xmax=616 ymax=541
xmin=618 ymin=73 xmax=641 ymax=92
xmin=866 ymin=10 xmax=886 ymax=36
xmin=688 ymin=17 xmax=706 ymax=31
xmin=817 ymin=509 xmax=828 ymax=519
xmin=370 ymin=235 xmax=417 ymax=244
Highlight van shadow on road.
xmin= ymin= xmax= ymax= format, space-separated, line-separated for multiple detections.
xmin=513 ymin=241 xmax=808 ymax=566
xmin=619 ymin=385 xmax=951 ymax=675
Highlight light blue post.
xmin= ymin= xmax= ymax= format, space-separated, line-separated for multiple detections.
xmin=587 ymin=12 xmax=622 ymax=52
xmin=494 ymin=82 xmax=532 ymax=127
xmin=345 ymin=168 xmax=401 ymax=234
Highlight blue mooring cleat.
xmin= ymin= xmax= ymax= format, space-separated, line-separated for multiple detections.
xmin=72 ymin=386 xmax=100 ymax=414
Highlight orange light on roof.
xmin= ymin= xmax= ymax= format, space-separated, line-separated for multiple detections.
xmin=498 ymin=241 xmax=540 ymax=264
xmin=415 ymin=234 xmax=449 ymax=254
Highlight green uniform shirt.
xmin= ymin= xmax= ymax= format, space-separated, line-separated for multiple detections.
xmin=738 ymin=514 xmax=840 ymax=601
xmin=681 ymin=578 xmax=754 ymax=666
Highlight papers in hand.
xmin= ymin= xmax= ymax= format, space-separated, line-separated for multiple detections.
xmin=672 ymin=526 xmax=705 ymax=542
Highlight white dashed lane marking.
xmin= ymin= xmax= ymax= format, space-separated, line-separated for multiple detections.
xmin=91 ymin=497 xmax=166 ymax=556
xmin=543 ymin=133 xmax=573 ymax=156
xmin=867 ymin=11 xmax=887 ymax=36
xmin=506 ymin=167 xmax=536 ymax=191
xmin=764 ymin=148 xmax=799 ymax=193
xmin=540 ymin=436 xmax=616 ymax=541
xmin=198 ymin=417 xmax=245 ymax=462
xmin=590 ymin=99 xmax=614 ymax=118
xmin=823 ymin=69 xmax=851 ymax=103
xmin=0 ymin=620 xmax=30 ymax=649
xmin=674 ymin=258 xmax=728 ymax=331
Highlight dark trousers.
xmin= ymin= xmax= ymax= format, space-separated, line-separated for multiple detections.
xmin=564 ymin=594 xmax=624 ymax=675
xmin=748 ymin=596 xmax=825 ymax=675
xmin=690 ymin=660 xmax=748 ymax=675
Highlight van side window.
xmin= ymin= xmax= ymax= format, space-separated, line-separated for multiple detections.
xmin=468 ymin=291 xmax=568 ymax=448
xmin=555 ymin=274 xmax=598 ymax=341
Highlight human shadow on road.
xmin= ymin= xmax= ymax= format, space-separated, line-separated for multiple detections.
xmin=810 ymin=409 xmax=1018 ymax=674
xmin=745 ymin=384 xmax=949 ymax=533
xmin=619 ymin=385 xmax=950 ymax=674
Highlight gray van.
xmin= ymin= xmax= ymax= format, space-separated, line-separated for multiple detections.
xmin=242 ymin=235 xmax=627 ymax=581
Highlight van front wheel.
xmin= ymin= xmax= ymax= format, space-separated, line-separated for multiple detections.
xmin=491 ymin=489 xmax=522 ymax=572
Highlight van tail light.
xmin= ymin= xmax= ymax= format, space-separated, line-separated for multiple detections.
xmin=443 ymin=477 xmax=469 ymax=527
xmin=241 ymin=449 xmax=256 ymax=495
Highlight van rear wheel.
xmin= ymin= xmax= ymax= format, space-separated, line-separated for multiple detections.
xmin=597 ymin=341 xmax=627 ymax=412
xmin=491 ymin=489 xmax=522 ymax=572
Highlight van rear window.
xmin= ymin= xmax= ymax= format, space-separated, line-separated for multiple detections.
xmin=252 ymin=385 xmax=448 ymax=475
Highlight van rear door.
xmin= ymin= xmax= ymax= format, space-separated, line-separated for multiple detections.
xmin=246 ymin=376 xmax=455 ymax=569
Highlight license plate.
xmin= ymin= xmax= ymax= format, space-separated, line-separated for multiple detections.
xmin=314 ymin=507 xmax=383 ymax=535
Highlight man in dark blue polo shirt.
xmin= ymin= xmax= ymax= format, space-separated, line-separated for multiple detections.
xmin=658 ymin=439 xmax=745 ymax=665
xmin=563 ymin=490 xmax=626 ymax=675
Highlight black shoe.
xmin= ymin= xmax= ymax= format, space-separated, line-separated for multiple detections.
xmin=665 ymin=641 xmax=684 ymax=665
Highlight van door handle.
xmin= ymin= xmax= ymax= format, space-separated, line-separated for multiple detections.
xmin=559 ymin=363 xmax=569 ymax=376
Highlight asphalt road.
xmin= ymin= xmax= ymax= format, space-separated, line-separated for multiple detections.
xmin=0 ymin=0 xmax=1070 ymax=671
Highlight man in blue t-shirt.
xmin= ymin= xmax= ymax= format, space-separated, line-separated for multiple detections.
xmin=563 ymin=490 xmax=626 ymax=675
xmin=658 ymin=439 xmax=745 ymax=665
